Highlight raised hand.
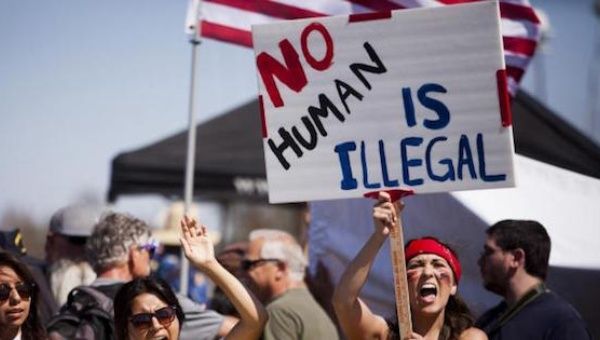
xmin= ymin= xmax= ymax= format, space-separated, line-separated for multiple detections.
xmin=372 ymin=191 xmax=404 ymax=236
xmin=180 ymin=215 xmax=216 ymax=268
xmin=180 ymin=218 xmax=267 ymax=340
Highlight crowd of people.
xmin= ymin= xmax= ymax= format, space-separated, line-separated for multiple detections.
xmin=0 ymin=196 xmax=591 ymax=340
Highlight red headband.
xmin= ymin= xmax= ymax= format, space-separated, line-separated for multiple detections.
xmin=405 ymin=237 xmax=462 ymax=282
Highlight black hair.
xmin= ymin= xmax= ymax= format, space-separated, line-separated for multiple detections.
xmin=0 ymin=251 xmax=47 ymax=340
xmin=486 ymin=219 xmax=551 ymax=279
xmin=113 ymin=276 xmax=184 ymax=340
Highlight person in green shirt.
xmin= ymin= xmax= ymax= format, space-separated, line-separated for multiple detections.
xmin=242 ymin=229 xmax=339 ymax=340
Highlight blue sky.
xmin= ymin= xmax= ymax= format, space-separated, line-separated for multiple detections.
xmin=1 ymin=0 xmax=598 ymax=226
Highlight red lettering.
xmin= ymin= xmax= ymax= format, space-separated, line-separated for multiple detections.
xmin=301 ymin=22 xmax=334 ymax=71
xmin=256 ymin=23 xmax=335 ymax=108
xmin=256 ymin=39 xmax=308 ymax=108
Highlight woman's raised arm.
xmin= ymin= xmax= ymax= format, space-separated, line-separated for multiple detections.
xmin=180 ymin=216 xmax=268 ymax=340
xmin=332 ymin=192 xmax=402 ymax=340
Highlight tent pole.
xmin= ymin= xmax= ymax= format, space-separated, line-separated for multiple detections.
xmin=180 ymin=7 xmax=202 ymax=296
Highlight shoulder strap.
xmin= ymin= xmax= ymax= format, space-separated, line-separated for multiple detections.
xmin=487 ymin=283 xmax=547 ymax=335
xmin=70 ymin=286 xmax=114 ymax=317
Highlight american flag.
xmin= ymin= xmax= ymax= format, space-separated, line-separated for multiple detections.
xmin=191 ymin=0 xmax=540 ymax=96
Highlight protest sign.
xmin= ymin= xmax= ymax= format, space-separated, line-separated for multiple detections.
xmin=252 ymin=1 xmax=515 ymax=204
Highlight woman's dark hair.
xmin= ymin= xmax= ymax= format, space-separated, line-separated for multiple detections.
xmin=386 ymin=239 xmax=475 ymax=340
xmin=113 ymin=276 xmax=184 ymax=340
xmin=386 ymin=293 xmax=474 ymax=340
xmin=0 ymin=251 xmax=47 ymax=340
xmin=441 ymin=294 xmax=474 ymax=340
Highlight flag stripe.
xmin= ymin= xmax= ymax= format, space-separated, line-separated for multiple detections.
xmin=197 ymin=0 xmax=540 ymax=95
xmin=390 ymin=0 xmax=443 ymax=8
xmin=507 ymin=65 xmax=525 ymax=83
xmin=204 ymin=0 xmax=326 ymax=19
xmin=202 ymin=3 xmax=279 ymax=31
xmin=505 ymin=53 xmax=534 ymax=70
xmin=434 ymin=0 xmax=480 ymax=4
xmin=499 ymin=2 xmax=540 ymax=23
xmin=274 ymin=0 xmax=370 ymax=15
xmin=503 ymin=37 xmax=537 ymax=56
xmin=434 ymin=0 xmax=539 ymax=24
xmin=501 ymin=17 xmax=540 ymax=42
xmin=348 ymin=11 xmax=393 ymax=22
xmin=201 ymin=20 xmax=253 ymax=47
xmin=346 ymin=0 xmax=405 ymax=11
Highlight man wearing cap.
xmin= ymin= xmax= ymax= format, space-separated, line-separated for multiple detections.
xmin=476 ymin=220 xmax=591 ymax=339
xmin=46 ymin=203 xmax=104 ymax=305
xmin=242 ymin=229 xmax=339 ymax=340
xmin=78 ymin=211 xmax=235 ymax=340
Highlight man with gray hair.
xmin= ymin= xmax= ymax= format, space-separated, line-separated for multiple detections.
xmin=242 ymin=229 xmax=338 ymax=340
xmin=50 ymin=211 xmax=235 ymax=340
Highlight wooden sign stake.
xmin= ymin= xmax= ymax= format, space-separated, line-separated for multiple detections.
xmin=390 ymin=200 xmax=412 ymax=339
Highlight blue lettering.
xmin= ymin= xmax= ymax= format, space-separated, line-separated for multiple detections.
xmin=361 ymin=141 xmax=381 ymax=189
xmin=457 ymin=135 xmax=477 ymax=180
xmin=477 ymin=133 xmax=506 ymax=182
xmin=378 ymin=140 xmax=399 ymax=187
xmin=401 ymin=137 xmax=424 ymax=186
xmin=402 ymin=87 xmax=417 ymax=127
xmin=334 ymin=142 xmax=358 ymax=190
xmin=425 ymin=136 xmax=455 ymax=182
xmin=418 ymin=83 xmax=450 ymax=130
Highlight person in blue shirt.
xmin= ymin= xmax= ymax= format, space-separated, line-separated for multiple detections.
xmin=476 ymin=220 xmax=591 ymax=339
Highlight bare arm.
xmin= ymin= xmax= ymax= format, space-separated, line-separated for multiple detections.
xmin=332 ymin=192 xmax=400 ymax=340
xmin=217 ymin=316 xmax=238 ymax=337
xmin=459 ymin=327 xmax=488 ymax=340
xmin=180 ymin=216 xmax=268 ymax=340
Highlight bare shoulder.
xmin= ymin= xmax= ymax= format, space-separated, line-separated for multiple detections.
xmin=459 ymin=327 xmax=488 ymax=340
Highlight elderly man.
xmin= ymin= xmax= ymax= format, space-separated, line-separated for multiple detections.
xmin=48 ymin=211 xmax=235 ymax=340
xmin=242 ymin=229 xmax=338 ymax=340
xmin=476 ymin=220 xmax=591 ymax=339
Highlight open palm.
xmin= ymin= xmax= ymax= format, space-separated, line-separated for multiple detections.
xmin=180 ymin=215 xmax=215 ymax=268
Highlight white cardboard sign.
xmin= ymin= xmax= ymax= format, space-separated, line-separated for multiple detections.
xmin=252 ymin=1 xmax=515 ymax=203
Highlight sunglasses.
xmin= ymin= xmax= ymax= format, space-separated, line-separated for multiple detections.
xmin=137 ymin=241 xmax=158 ymax=258
xmin=240 ymin=258 xmax=281 ymax=271
xmin=0 ymin=282 xmax=35 ymax=301
xmin=129 ymin=306 xmax=177 ymax=329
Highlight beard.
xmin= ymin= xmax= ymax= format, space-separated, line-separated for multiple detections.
xmin=49 ymin=258 xmax=97 ymax=306
xmin=482 ymin=275 xmax=508 ymax=297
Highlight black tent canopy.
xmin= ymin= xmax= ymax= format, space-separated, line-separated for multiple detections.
xmin=108 ymin=100 xmax=265 ymax=202
xmin=108 ymin=90 xmax=600 ymax=202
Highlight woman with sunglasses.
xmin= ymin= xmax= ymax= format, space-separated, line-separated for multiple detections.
xmin=333 ymin=192 xmax=487 ymax=340
xmin=180 ymin=216 xmax=268 ymax=340
xmin=0 ymin=251 xmax=47 ymax=340
xmin=114 ymin=276 xmax=184 ymax=340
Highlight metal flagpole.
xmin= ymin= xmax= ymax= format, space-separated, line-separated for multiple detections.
xmin=591 ymin=0 xmax=600 ymax=141
xmin=180 ymin=0 xmax=202 ymax=296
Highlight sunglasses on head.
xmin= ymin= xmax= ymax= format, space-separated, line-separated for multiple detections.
xmin=0 ymin=282 xmax=35 ymax=301
xmin=129 ymin=306 xmax=177 ymax=329
xmin=240 ymin=258 xmax=281 ymax=271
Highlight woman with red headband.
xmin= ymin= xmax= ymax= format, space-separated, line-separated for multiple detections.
xmin=333 ymin=192 xmax=486 ymax=340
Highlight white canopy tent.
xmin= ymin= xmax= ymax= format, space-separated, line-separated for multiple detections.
xmin=308 ymin=154 xmax=600 ymax=335
xmin=454 ymin=155 xmax=600 ymax=270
